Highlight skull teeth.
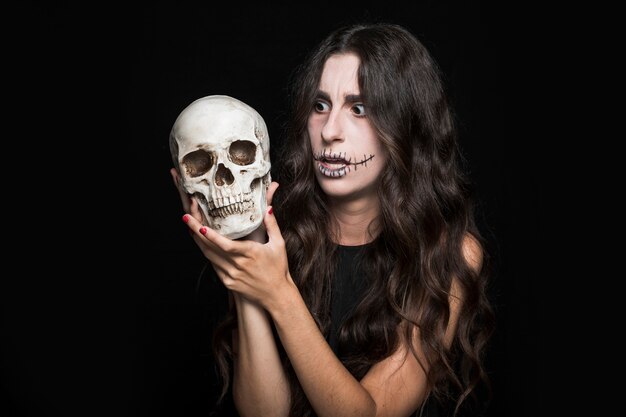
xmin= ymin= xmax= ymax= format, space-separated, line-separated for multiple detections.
xmin=209 ymin=200 xmax=254 ymax=218
xmin=208 ymin=192 xmax=254 ymax=210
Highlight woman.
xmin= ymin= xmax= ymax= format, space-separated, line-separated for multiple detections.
xmin=172 ymin=22 xmax=494 ymax=417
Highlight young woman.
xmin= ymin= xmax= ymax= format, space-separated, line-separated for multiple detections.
xmin=172 ymin=22 xmax=495 ymax=417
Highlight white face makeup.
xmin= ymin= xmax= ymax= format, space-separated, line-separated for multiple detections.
xmin=169 ymin=95 xmax=271 ymax=239
xmin=307 ymin=53 xmax=386 ymax=201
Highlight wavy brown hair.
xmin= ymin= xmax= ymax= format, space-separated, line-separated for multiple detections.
xmin=212 ymin=22 xmax=495 ymax=417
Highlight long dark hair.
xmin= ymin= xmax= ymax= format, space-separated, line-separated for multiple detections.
xmin=213 ymin=22 xmax=495 ymax=416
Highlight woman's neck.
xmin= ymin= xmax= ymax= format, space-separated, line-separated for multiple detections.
xmin=329 ymin=198 xmax=381 ymax=246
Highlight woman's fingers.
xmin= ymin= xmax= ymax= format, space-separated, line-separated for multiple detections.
xmin=183 ymin=212 xmax=250 ymax=256
xmin=263 ymin=206 xmax=284 ymax=248
xmin=266 ymin=181 xmax=279 ymax=206
xmin=188 ymin=195 xmax=205 ymax=223
xmin=182 ymin=213 xmax=235 ymax=271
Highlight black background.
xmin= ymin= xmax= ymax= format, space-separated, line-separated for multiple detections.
xmin=3 ymin=2 xmax=546 ymax=416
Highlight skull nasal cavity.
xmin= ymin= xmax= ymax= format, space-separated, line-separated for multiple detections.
xmin=215 ymin=163 xmax=234 ymax=186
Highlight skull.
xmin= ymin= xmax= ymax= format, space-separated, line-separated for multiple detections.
xmin=169 ymin=95 xmax=271 ymax=239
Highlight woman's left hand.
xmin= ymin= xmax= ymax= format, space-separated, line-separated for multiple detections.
xmin=183 ymin=205 xmax=293 ymax=311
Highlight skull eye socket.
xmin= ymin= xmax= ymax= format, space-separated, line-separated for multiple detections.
xmin=229 ymin=140 xmax=256 ymax=166
xmin=182 ymin=149 xmax=214 ymax=177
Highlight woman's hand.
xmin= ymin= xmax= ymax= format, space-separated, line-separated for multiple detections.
xmin=171 ymin=167 xmax=289 ymax=309
xmin=183 ymin=203 xmax=293 ymax=311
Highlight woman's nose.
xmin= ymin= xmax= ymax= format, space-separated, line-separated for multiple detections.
xmin=321 ymin=110 xmax=344 ymax=144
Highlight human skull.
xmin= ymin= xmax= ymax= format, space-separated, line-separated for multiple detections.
xmin=169 ymin=95 xmax=271 ymax=239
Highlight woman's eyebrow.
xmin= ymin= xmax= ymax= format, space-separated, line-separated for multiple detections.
xmin=344 ymin=94 xmax=362 ymax=104
xmin=314 ymin=90 xmax=331 ymax=102
xmin=314 ymin=91 xmax=362 ymax=104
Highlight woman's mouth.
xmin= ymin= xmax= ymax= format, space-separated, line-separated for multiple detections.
xmin=314 ymin=151 xmax=350 ymax=178
xmin=313 ymin=150 xmax=375 ymax=178
xmin=318 ymin=161 xmax=348 ymax=177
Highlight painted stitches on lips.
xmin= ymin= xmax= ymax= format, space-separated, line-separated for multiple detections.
xmin=313 ymin=149 xmax=375 ymax=177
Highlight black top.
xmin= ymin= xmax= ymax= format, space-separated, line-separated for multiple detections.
xmin=328 ymin=244 xmax=369 ymax=354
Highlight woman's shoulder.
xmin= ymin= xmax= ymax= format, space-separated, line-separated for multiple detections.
xmin=461 ymin=232 xmax=483 ymax=273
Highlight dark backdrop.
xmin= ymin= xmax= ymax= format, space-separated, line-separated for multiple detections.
xmin=3 ymin=2 xmax=543 ymax=417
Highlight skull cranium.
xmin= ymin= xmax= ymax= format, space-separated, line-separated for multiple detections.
xmin=169 ymin=95 xmax=271 ymax=239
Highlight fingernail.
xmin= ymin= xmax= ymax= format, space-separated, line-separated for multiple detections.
xmin=199 ymin=227 xmax=207 ymax=235
xmin=182 ymin=214 xmax=190 ymax=223
xmin=268 ymin=206 xmax=273 ymax=215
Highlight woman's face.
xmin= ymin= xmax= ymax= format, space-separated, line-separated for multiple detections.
xmin=307 ymin=53 xmax=387 ymax=203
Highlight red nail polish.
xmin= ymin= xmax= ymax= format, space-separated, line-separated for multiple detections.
xmin=182 ymin=214 xmax=190 ymax=223
xmin=268 ymin=207 xmax=273 ymax=215
xmin=200 ymin=227 xmax=207 ymax=235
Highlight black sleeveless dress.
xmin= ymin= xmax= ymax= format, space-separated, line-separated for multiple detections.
xmin=328 ymin=244 xmax=369 ymax=354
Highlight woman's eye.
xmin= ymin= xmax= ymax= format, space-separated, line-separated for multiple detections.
xmin=352 ymin=103 xmax=366 ymax=116
xmin=314 ymin=101 xmax=330 ymax=112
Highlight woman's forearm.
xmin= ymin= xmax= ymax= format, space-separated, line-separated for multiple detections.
xmin=268 ymin=281 xmax=376 ymax=417
xmin=232 ymin=294 xmax=290 ymax=417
